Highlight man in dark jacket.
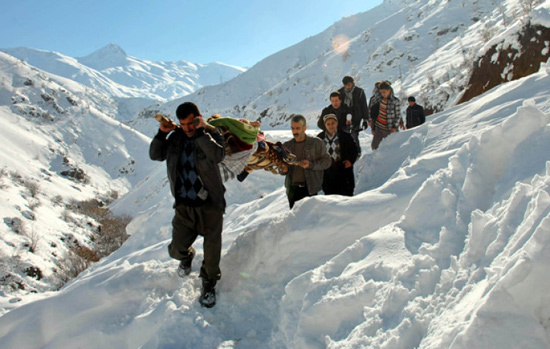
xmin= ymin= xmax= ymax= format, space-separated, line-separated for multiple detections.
xmin=339 ymin=76 xmax=369 ymax=155
xmin=405 ymin=96 xmax=426 ymax=129
xmin=149 ymin=102 xmax=225 ymax=308
xmin=317 ymin=91 xmax=353 ymax=132
xmin=317 ymin=114 xmax=359 ymax=196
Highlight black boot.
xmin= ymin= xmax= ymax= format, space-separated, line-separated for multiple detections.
xmin=177 ymin=247 xmax=195 ymax=277
xmin=199 ymin=278 xmax=216 ymax=308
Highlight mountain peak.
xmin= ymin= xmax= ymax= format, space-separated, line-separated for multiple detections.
xmin=95 ymin=43 xmax=127 ymax=57
xmin=77 ymin=43 xmax=129 ymax=70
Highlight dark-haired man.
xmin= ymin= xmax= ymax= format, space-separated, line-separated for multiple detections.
xmin=149 ymin=102 xmax=225 ymax=308
xmin=369 ymin=82 xmax=401 ymax=150
xmin=281 ymin=115 xmax=331 ymax=208
xmin=317 ymin=91 xmax=353 ymax=132
xmin=405 ymin=96 xmax=425 ymax=129
xmin=339 ymin=76 xmax=369 ymax=154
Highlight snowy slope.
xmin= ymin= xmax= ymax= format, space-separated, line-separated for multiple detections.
xmin=0 ymin=57 xmax=549 ymax=348
xmin=0 ymin=44 xmax=246 ymax=103
xmin=142 ymin=0 xmax=545 ymax=131
xmin=0 ymin=51 xmax=156 ymax=299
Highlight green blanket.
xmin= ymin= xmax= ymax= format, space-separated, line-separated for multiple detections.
xmin=208 ymin=117 xmax=260 ymax=145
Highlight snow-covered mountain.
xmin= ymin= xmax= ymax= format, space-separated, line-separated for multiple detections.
xmin=0 ymin=50 xmax=157 ymax=298
xmin=1 ymin=44 xmax=246 ymax=103
xmin=136 ymin=0 xmax=549 ymax=131
xmin=0 ymin=0 xmax=549 ymax=347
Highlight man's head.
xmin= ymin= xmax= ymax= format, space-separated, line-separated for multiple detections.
xmin=379 ymin=82 xmax=392 ymax=100
xmin=330 ymin=91 xmax=342 ymax=109
xmin=290 ymin=114 xmax=307 ymax=142
xmin=342 ymin=75 xmax=355 ymax=92
xmin=408 ymin=96 xmax=416 ymax=107
xmin=176 ymin=102 xmax=201 ymax=137
xmin=323 ymin=114 xmax=338 ymax=136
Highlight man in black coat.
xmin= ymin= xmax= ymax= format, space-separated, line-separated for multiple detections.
xmin=317 ymin=91 xmax=353 ymax=132
xmin=149 ymin=102 xmax=225 ymax=308
xmin=339 ymin=76 xmax=369 ymax=154
xmin=405 ymin=96 xmax=426 ymax=129
xmin=317 ymin=114 xmax=359 ymax=196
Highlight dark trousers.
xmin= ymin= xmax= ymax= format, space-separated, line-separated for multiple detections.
xmin=371 ymin=127 xmax=391 ymax=150
xmin=322 ymin=167 xmax=354 ymax=196
xmin=350 ymin=129 xmax=361 ymax=155
xmin=168 ymin=201 xmax=223 ymax=282
xmin=288 ymin=185 xmax=314 ymax=209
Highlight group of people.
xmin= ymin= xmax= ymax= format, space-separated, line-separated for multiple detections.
xmin=148 ymin=76 xmax=426 ymax=308
xmin=282 ymin=76 xmax=426 ymax=208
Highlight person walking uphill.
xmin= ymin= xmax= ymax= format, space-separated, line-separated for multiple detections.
xmin=317 ymin=114 xmax=359 ymax=196
xmin=339 ymin=76 xmax=369 ymax=155
xmin=317 ymin=91 xmax=353 ymax=132
xmin=149 ymin=102 xmax=226 ymax=308
xmin=405 ymin=96 xmax=425 ymax=129
xmin=369 ymin=82 xmax=401 ymax=150
xmin=281 ymin=115 xmax=331 ymax=208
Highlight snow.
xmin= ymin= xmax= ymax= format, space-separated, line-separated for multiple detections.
xmin=1 ymin=0 xmax=550 ymax=347
xmin=1 ymin=58 xmax=549 ymax=348
xmin=532 ymin=2 xmax=550 ymax=27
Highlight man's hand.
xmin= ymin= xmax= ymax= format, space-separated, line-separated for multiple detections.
xmin=391 ymin=128 xmax=398 ymax=133
xmin=160 ymin=122 xmax=177 ymax=133
xmin=343 ymin=160 xmax=352 ymax=168
xmin=193 ymin=116 xmax=206 ymax=129
xmin=156 ymin=114 xmax=178 ymax=133
xmin=300 ymin=160 xmax=310 ymax=169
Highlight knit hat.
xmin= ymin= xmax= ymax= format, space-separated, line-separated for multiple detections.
xmin=323 ymin=114 xmax=338 ymax=123
xmin=408 ymin=96 xmax=416 ymax=102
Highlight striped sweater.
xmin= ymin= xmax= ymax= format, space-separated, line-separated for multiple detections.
xmin=370 ymin=95 xmax=401 ymax=131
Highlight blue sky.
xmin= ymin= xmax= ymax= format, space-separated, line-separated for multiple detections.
xmin=0 ymin=0 xmax=382 ymax=68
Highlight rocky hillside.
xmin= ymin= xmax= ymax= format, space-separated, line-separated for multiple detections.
xmin=459 ymin=22 xmax=550 ymax=104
